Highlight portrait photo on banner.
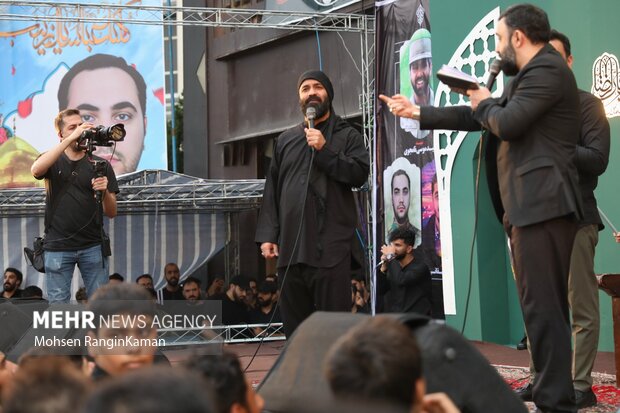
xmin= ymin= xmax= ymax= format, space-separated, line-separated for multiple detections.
xmin=383 ymin=157 xmax=422 ymax=248
xmin=398 ymin=27 xmax=434 ymax=144
xmin=0 ymin=0 xmax=167 ymax=189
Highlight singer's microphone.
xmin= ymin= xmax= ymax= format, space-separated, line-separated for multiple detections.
xmin=306 ymin=106 xmax=317 ymax=129
xmin=485 ymin=58 xmax=502 ymax=90
xmin=377 ymin=254 xmax=396 ymax=268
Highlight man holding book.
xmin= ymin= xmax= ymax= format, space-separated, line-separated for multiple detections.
xmin=380 ymin=4 xmax=581 ymax=412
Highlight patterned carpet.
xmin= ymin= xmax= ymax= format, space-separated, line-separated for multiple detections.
xmin=496 ymin=366 xmax=620 ymax=412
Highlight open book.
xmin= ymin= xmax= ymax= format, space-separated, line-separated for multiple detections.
xmin=437 ymin=65 xmax=479 ymax=93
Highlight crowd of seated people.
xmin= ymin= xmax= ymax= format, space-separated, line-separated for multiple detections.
xmin=2 ymin=266 xmax=282 ymax=327
xmin=2 ymin=265 xmax=285 ymax=345
xmin=1 ymin=299 xmax=464 ymax=413
xmin=2 ymin=266 xmax=470 ymax=413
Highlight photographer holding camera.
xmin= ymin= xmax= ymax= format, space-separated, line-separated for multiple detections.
xmin=31 ymin=109 xmax=119 ymax=303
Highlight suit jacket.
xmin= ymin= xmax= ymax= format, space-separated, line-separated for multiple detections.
xmin=421 ymin=44 xmax=583 ymax=227
xmin=575 ymin=90 xmax=610 ymax=229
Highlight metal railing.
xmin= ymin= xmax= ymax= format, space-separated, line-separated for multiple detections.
xmin=158 ymin=322 xmax=286 ymax=346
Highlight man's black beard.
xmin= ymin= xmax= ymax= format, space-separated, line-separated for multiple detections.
xmin=3 ymin=282 xmax=14 ymax=292
xmin=167 ymin=278 xmax=178 ymax=287
xmin=395 ymin=213 xmax=409 ymax=225
xmin=300 ymin=96 xmax=330 ymax=120
xmin=258 ymin=298 xmax=273 ymax=308
xmin=500 ymin=43 xmax=519 ymax=76
xmin=395 ymin=252 xmax=408 ymax=261
xmin=413 ymin=76 xmax=430 ymax=99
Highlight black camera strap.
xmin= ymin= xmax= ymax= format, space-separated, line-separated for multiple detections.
xmin=92 ymin=160 xmax=111 ymax=266
xmin=98 ymin=194 xmax=106 ymax=267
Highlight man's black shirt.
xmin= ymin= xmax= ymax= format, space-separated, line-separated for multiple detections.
xmin=380 ymin=258 xmax=432 ymax=315
xmin=208 ymin=293 xmax=248 ymax=325
xmin=249 ymin=305 xmax=281 ymax=324
xmin=40 ymin=154 xmax=119 ymax=251
xmin=1 ymin=289 xmax=22 ymax=299
xmin=158 ymin=287 xmax=184 ymax=301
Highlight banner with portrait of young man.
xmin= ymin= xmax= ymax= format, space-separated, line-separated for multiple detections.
xmin=0 ymin=0 xmax=167 ymax=189
xmin=375 ymin=0 xmax=447 ymax=317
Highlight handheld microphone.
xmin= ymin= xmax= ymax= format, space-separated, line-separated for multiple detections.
xmin=306 ymin=106 xmax=317 ymax=129
xmin=377 ymin=254 xmax=396 ymax=268
xmin=485 ymin=58 xmax=502 ymax=90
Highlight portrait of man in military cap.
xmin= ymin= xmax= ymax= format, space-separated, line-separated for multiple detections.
xmin=399 ymin=28 xmax=434 ymax=140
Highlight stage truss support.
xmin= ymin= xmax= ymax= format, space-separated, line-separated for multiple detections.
xmin=0 ymin=1 xmax=369 ymax=31
xmin=0 ymin=170 xmax=265 ymax=217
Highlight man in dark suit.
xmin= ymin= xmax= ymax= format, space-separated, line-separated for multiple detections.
xmin=381 ymin=4 xmax=581 ymax=412
xmin=515 ymin=29 xmax=610 ymax=410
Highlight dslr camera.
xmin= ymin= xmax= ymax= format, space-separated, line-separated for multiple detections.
xmin=77 ymin=123 xmax=126 ymax=151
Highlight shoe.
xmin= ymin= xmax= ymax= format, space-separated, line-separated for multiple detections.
xmin=575 ymin=388 xmax=597 ymax=409
xmin=517 ymin=335 xmax=528 ymax=351
xmin=515 ymin=383 xmax=533 ymax=402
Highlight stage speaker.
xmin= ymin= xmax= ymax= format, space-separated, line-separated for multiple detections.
xmin=258 ymin=312 xmax=526 ymax=413
xmin=0 ymin=300 xmax=39 ymax=360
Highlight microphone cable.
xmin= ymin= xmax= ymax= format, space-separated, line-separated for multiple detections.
xmin=460 ymin=59 xmax=502 ymax=334
xmin=244 ymin=134 xmax=316 ymax=374
xmin=460 ymin=132 xmax=485 ymax=335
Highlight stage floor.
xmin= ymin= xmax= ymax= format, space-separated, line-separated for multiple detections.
xmin=164 ymin=340 xmax=617 ymax=386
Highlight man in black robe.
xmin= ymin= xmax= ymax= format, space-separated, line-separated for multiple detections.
xmin=255 ymin=70 xmax=369 ymax=337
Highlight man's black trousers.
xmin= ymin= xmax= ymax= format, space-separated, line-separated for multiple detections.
xmin=278 ymin=258 xmax=351 ymax=338
xmin=505 ymin=214 xmax=578 ymax=413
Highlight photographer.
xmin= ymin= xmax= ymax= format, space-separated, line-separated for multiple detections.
xmin=31 ymin=109 xmax=119 ymax=303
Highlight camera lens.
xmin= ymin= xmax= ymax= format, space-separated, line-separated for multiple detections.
xmin=107 ymin=124 xmax=126 ymax=142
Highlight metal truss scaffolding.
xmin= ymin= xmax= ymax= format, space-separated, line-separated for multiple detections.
xmin=0 ymin=1 xmax=369 ymax=32
xmin=0 ymin=170 xmax=265 ymax=217
xmin=0 ymin=170 xmax=263 ymax=277
xmin=159 ymin=322 xmax=285 ymax=346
